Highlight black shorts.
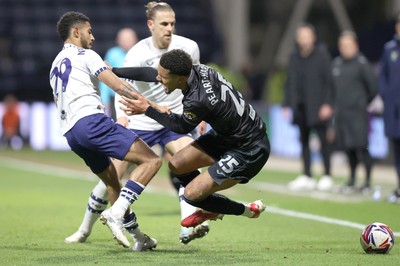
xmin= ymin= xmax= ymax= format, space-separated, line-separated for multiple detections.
xmin=196 ymin=131 xmax=270 ymax=184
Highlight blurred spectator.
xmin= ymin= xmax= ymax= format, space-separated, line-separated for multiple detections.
xmin=99 ymin=28 xmax=137 ymax=119
xmin=283 ymin=23 xmax=334 ymax=192
xmin=240 ymin=58 xmax=267 ymax=102
xmin=379 ymin=14 xmax=400 ymax=203
xmin=267 ymin=67 xmax=286 ymax=105
xmin=331 ymin=31 xmax=377 ymax=194
xmin=1 ymin=94 xmax=23 ymax=150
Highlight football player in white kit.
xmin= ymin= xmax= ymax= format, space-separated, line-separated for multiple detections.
xmin=64 ymin=2 xmax=209 ymax=246
xmin=50 ymin=11 xmax=162 ymax=251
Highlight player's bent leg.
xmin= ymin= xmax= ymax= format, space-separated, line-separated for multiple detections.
xmin=181 ymin=198 xmax=266 ymax=228
xmin=96 ymin=162 xmax=132 ymax=247
xmin=97 ymin=162 xmax=122 ymax=204
xmin=168 ymin=141 xmax=214 ymax=175
xmin=167 ymin=139 xmax=214 ymax=243
xmin=111 ymin=158 xmax=131 ymax=181
xmin=181 ymin=172 xmax=266 ymax=227
xmin=167 ymin=145 xmax=209 ymax=243
xmin=123 ymin=138 xmax=162 ymax=186
xmin=86 ymin=162 xmax=130 ymax=247
xmin=100 ymin=140 xmax=161 ymax=248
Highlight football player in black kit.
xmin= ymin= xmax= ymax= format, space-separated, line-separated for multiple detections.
xmin=118 ymin=49 xmax=270 ymax=229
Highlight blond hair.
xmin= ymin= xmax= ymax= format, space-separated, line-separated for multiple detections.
xmin=145 ymin=1 xmax=173 ymax=20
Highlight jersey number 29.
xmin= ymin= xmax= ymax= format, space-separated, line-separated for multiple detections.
xmin=50 ymin=58 xmax=72 ymax=101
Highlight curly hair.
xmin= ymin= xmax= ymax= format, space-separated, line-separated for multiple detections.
xmin=145 ymin=1 xmax=173 ymax=20
xmin=160 ymin=49 xmax=192 ymax=76
xmin=57 ymin=11 xmax=90 ymax=41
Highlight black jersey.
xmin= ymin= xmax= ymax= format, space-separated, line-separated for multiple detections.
xmin=184 ymin=64 xmax=266 ymax=148
xmin=146 ymin=64 xmax=266 ymax=148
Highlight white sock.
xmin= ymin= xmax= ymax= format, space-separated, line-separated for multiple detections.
xmin=123 ymin=210 xmax=146 ymax=242
xmin=179 ymin=186 xmax=197 ymax=220
xmin=110 ymin=196 xmax=132 ymax=220
xmin=127 ymin=227 xmax=146 ymax=243
xmin=78 ymin=180 xmax=109 ymax=234
xmin=111 ymin=181 xmax=145 ymax=220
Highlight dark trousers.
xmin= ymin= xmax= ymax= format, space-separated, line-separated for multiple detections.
xmin=298 ymin=122 xmax=331 ymax=177
xmin=392 ymin=138 xmax=400 ymax=189
xmin=345 ymin=148 xmax=373 ymax=187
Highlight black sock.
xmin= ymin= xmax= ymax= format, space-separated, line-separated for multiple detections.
xmin=168 ymin=170 xmax=181 ymax=192
xmin=175 ymin=170 xmax=200 ymax=187
xmin=183 ymin=193 xmax=245 ymax=215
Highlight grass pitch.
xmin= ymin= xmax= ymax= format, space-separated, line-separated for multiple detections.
xmin=0 ymin=148 xmax=399 ymax=265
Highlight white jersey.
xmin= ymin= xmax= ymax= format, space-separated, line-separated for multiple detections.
xmin=116 ymin=34 xmax=200 ymax=130
xmin=49 ymin=44 xmax=108 ymax=135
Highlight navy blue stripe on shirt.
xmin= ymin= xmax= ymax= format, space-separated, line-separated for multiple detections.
xmin=95 ymin=66 xmax=108 ymax=77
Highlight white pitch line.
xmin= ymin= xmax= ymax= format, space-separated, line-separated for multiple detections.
xmin=267 ymin=206 xmax=400 ymax=237
xmin=1 ymin=155 xmax=399 ymax=237
xmin=0 ymin=156 xmax=97 ymax=181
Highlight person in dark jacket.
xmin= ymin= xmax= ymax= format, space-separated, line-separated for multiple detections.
xmin=332 ymin=31 xmax=377 ymax=194
xmin=283 ymin=23 xmax=334 ymax=191
xmin=379 ymin=14 xmax=400 ymax=203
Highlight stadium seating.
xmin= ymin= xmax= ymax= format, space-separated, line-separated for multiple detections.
xmin=1 ymin=0 xmax=215 ymax=101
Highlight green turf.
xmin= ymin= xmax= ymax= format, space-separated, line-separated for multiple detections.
xmin=0 ymin=149 xmax=399 ymax=265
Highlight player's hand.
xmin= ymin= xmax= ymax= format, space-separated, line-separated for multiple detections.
xmin=154 ymin=104 xmax=171 ymax=115
xmin=119 ymin=94 xmax=149 ymax=115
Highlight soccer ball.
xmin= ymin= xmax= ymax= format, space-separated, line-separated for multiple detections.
xmin=360 ymin=222 xmax=395 ymax=254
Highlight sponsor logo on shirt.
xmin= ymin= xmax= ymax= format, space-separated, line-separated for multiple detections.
xmin=183 ymin=111 xmax=197 ymax=120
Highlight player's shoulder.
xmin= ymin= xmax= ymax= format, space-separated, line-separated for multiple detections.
xmin=66 ymin=47 xmax=101 ymax=64
xmin=171 ymin=35 xmax=199 ymax=50
xmin=192 ymin=64 xmax=217 ymax=87
xmin=76 ymin=47 xmax=100 ymax=58
xmin=125 ymin=37 xmax=153 ymax=65
xmin=173 ymin=34 xmax=197 ymax=44
xmin=127 ymin=37 xmax=152 ymax=55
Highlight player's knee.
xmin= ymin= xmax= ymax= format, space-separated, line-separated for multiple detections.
xmin=142 ymin=156 xmax=162 ymax=175
xmin=151 ymin=156 xmax=163 ymax=171
xmin=183 ymin=188 xmax=199 ymax=202
xmin=182 ymin=194 xmax=202 ymax=208
xmin=183 ymin=185 xmax=206 ymax=202
xmin=168 ymin=157 xmax=184 ymax=175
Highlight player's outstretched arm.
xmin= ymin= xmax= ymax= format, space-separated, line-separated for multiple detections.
xmin=112 ymin=67 xmax=158 ymax=82
xmin=98 ymin=69 xmax=140 ymax=100
xmin=119 ymin=95 xmax=194 ymax=134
